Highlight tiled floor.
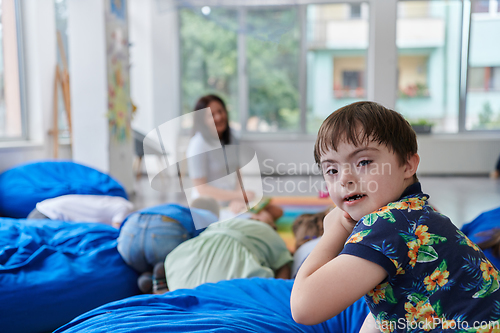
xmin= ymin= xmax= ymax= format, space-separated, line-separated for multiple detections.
xmin=130 ymin=175 xmax=500 ymax=229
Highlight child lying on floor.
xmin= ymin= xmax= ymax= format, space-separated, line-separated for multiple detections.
xmin=162 ymin=200 xmax=293 ymax=292
xmin=291 ymin=208 xmax=331 ymax=278
xmin=117 ymin=198 xmax=221 ymax=293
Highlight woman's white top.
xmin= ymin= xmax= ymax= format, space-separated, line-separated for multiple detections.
xmin=185 ymin=132 xmax=238 ymax=200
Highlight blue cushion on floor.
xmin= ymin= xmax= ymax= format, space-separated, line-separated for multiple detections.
xmin=461 ymin=206 xmax=500 ymax=269
xmin=0 ymin=161 xmax=127 ymax=218
xmin=55 ymin=277 xmax=369 ymax=333
xmin=0 ymin=218 xmax=140 ymax=333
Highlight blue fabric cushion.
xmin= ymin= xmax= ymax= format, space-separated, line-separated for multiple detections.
xmin=0 ymin=161 xmax=127 ymax=218
xmin=0 ymin=218 xmax=140 ymax=333
xmin=461 ymin=206 xmax=500 ymax=269
xmin=55 ymin=277 xmax=369 ymax=333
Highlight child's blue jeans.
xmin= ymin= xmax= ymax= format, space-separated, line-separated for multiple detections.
xmin=117 ymin=213 xmax=190 ymax=273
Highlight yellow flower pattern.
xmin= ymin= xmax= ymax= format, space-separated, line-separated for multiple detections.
xmin=344 ymin=184 xmax=500 ymax=329
xmin=423 ymin=267 xmax=449 ymax=291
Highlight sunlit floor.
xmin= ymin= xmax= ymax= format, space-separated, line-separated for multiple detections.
xmin=130 ymin=174 xmax=500 ymax=229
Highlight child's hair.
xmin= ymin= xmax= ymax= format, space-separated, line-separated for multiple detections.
xmin=190 ymin=197 xmax=220 ymax=218
xmin=292 ymin=208 xmax=332 ymax=250
xmin=313 ymin=101 xmax=418 ymax=181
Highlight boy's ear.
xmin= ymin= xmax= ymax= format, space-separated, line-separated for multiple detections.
xmin=404 ymin=153 xmax=420 ymax=179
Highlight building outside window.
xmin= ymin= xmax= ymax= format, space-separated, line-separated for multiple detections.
xmin=395 ymin=1 xmax=461 ymax=133
xmin=466 ymin=0 xmax=500 ymax=130
xmin=306 ymin=3 xmax=369 ymax=134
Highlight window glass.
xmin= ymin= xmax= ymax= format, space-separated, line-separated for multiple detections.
xmin=179 ymin=7 xmax=239 ymax=129
xmin=0 ymin=0 xmax=23 ymax=139
xmin=306 ymin=3 xmax=369 ymax=134
xmin=54 ymin=0 xmax=71 ymax=139
xmin=466 ymin=0 xmax=500 ymax=130
xmin=246 ymin=7 xmax=300 ymax=133
xmin=472 ymin=0 xmax=490 ymax=14
xmin=396 ymin=1 xmax=462 ymax=133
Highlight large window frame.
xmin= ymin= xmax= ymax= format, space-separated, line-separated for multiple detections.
xmin=177 ymin=0 xmax=500 ymax=138
xmin=0 ymin=0 xmax=27 ymax=141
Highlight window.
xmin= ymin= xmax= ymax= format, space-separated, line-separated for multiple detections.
xmin=0 ymin=0 xmax=25 ymax=139
xmin=180 ymin=6 xmax=299 ymax=133
xmin=178 ymin=1 xmax=500 ymax=136
xmin=350 ymin=4 xmax=361 ymax=19
xmin=466 ymin=1 xmax=500 ymax=130
xmin=306 ymin=3 xmax=369 ymax=134
xmin=333 ymin=57 xmax=365 ymax=97
xmin=180 ymin=7 xmax=239 ymax=126
xmin=396 ymin=1 xmax=462 ymax=133
xmin=468 ymin=67 xmax=500 ymax=92
xmin=54 ymin=0 xmax=71 ymax=139
xmin=472 ymin=0 xmax=490 ymax=14
xmin=397 ymin=55 xmax=429 ymax=98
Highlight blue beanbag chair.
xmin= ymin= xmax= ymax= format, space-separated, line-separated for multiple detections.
xmin=55 ymin=277 xmax=369 ymax=333
xmin=0 ymin=161 xmax=128 ymax=218
xmin=0 ymin=218 xmax=140 ymax=333
xmin=461 ymin=206 xmax=500 ymax=269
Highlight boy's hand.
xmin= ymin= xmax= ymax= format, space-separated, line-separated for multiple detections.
xmin=324 ymin=207 xmax=357 ymax=235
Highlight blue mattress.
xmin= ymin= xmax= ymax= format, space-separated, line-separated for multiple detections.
xmin=0 ymin=218 xmax=140 ymax=333
xmin=55 ymin=277 xmax=369 ymax=333
xmin=461 ymin=206 xmax=500 ymax=269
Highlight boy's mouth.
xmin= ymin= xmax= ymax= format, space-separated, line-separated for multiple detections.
xmin=344 ymin=194 xmax=366 ymax=202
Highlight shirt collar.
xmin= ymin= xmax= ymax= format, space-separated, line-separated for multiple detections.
xmin=400 ymin=182 xmax=423 ymax=199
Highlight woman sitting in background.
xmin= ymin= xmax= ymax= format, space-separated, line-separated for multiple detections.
xmin=186 ymin=95 xmax=254 ymax=213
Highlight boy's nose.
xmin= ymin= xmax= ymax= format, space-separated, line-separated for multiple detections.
xmin=339 ymin=171 xmax=355 ymax=187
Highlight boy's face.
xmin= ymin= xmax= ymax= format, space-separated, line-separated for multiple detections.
xmin=320 ymin=138 xmax=415 ymax=221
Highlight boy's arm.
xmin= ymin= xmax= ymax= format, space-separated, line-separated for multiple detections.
xmin=290 ymin=207 xmax=387 ymax=325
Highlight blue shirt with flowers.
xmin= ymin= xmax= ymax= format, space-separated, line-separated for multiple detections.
xmin=341 ymin=182 xmax=500 ymax=332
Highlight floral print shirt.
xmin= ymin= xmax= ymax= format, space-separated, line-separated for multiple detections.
xmin=341 ymin=183 xmax=500 ymax=332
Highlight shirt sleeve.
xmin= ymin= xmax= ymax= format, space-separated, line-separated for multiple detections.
xmin=340 ymin=209 xmax=410 ymax=279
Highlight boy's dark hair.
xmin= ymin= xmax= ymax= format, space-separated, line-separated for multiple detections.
xmin=313 ymin=101 xmax=418 ymax=181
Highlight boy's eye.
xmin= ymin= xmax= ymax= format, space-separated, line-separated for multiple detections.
xmin=358 ymin=160 xmax=373 ymax=167
xmin=324 ymin=168 xmax=338 ymax=175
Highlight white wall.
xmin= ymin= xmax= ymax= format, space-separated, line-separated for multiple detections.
xmin=68 ymin=0 xmax=134 ymax=193
xmin=129 ymin=0 xmax=180 ymax=170
xmin=128 ymin=0 xmax=154 ymax=134
xmin=67 ymin=0 xmax=109 ymax=172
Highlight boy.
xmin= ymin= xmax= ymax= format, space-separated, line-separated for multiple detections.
xmin=291 ymin=101 xmax=500 ymax=332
